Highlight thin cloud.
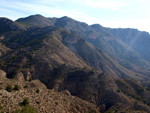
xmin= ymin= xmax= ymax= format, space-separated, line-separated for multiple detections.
xmin=0 ymin=0 xmax=150 ymax=33
xmin=0 ymin=8 xmax=25 ymax=20
xmin=85 ymin=0 xmax=128 ymax=10
xmin=0 ymin=0 xmax=103 ymax=24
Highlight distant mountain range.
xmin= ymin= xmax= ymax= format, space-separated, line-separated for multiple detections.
xmin=1 ymin=14 xmax=150 ymax=112
xmin=15 ymin=14 xmax=150 ymax=80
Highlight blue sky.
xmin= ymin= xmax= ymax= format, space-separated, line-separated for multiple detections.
xmin=0 ymin=0 xmax=150 ymax=32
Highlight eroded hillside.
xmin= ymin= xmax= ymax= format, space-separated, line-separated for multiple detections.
xmin=1 ymin=15 xmax=150 ymax=112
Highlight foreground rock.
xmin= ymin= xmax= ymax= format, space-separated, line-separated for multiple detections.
xmin=0 ymin=76 xmax=99 ymax=113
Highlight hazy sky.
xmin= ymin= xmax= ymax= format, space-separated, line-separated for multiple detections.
xmin=0 ymin=0 xmax=150 ymax=32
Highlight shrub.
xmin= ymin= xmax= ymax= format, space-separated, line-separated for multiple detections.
xmin=36 ymin=89 xmax=40 ymax=93
xmin=107 ymin=110 xmax=114 ymax=113
xmin=13 ymin=85 xmax=20 ymax=91
xmin=24 ymin=85 xmax=28 ymax=88
xmin=82 ymin=66 xmax=86 ymax=70
xmin=117 ymin=88 xmax=121 ymax=93
xmin=15 ymin=105 xmax=38 ymax=113
xmin=87 ymin=109 xmax=97 ymax=113
xmin=6 ymin=85 xmax=12 ymax=92
xmin=143 ymin=99 xmax=148 ymax=104
xmin=135 ymin=96 xmax=140 ymax=100
xmin=29 ymin=78 xmax=32 ymax=81
xmin=0 ymin=105 xmax=3 ymax=110
xmin=21 ymin=98 xmax=29 ymax=106
xmin=91 ymin=69 xmax=95 ymax=74
xmin=146 ymin=87 xmax=149 ymax=91
xmin=115 ymin=109 xmax=119 ymax=112
xmin=147 ymin=103 xmax=150 ymax=106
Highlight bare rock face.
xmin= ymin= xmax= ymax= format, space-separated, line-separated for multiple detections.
xmin=61 ymin=90 xmax=71 ymax=95
xmin=27 ymin=79 xmax=47 ymax=89
xmin=0 ymin=69 xmax=6 ymax=77
xmin=22 ymin=71 xmax=31 ymax=81
xmin=99 ymin=104 xmax=106 ymax=113
xmin=15 ymin=71 xmax=25 ymax=81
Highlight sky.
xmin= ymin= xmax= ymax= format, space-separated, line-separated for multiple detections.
xmin=0 ymin=0 xmax=150 ymax=32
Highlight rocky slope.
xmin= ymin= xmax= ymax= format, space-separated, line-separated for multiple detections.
xmin=0 ymin=18 xmax=25 ymax=34
xmin=16 ymin=14 xmax=53 ymax=27
xmin=1 ymin=69 xmax=150 ymax=113
xmin=16 ymin=15 xmax=150 ymax=81
xmin=110 ymin=28 xmax=150 ymax=61
xmin=0 ymin=15 xmax=150 ymax=112
xmin=0 ymin=70 xmax=99 ymax=113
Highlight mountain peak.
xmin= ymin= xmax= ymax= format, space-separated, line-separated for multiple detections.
xmin=61 ymin=16 xmax=70 ymax=18
xmin=32 ymin=14 xmax=43 ymax=17
xmin=59 ymin=16 xmax=74 ymax=22
xmin=90 ymin=24 xmax=103 ymax=29
xmin=16 ymin=14 xmax=53 ymax=27
xmin=0 ymin=17 xmax=25 ymax=34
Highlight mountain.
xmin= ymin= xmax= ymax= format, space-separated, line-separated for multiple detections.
xmin=0 ymin=15 xmax=150 ymax=112
xmin=0 ymin=17 xmax=25 ymax=34
xmin=0 ymin=17 xmax=25 ymax=57
xmin=110 ymin=28 xmax=150 ymax=61
xmin=50 ymin=16 xmax=150 ymax=80
xmin=16 ymin=14 xmax=53 ymax=27
xmin=14 ymin=16 xmax=150 ymax=80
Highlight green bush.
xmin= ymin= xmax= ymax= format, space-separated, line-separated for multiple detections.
xmin=13 ymin=85 xmax=20 ymax=91
xmin=87 ymin=109 xmax=97 ymax=113
xmin=6 ymin=85 xmax=12 ymax=92
xmin=108 ymin=110 xmax=114 ymax=113
xmin=24 ymin=85 xmax=28 ymax=88
xmin=117 ymin=88 xmax=121 ymax=93
xmin=82 ymin=66 xmax=86 ymax=70
xmin=29 ymin=78 xmax=32 ymax=82
xmin=91 ymin=69 xmax=95 ymax=74
xmin=135 ymin=96 xmax=140 ymax=100
xmin=143 ymin=99 xmax=148 ymax=104
xmin=0 ymin=105 xmax=3 ymax=110
xmin=15 ymin=105 xmax=38 ymax=113
xmin=147 ymin=103 xmax=150 ymax=106
xmin=36 ymin=89 xmax=40 ymax=93
xmin=22 ymin=98 xmax=29 ymax=106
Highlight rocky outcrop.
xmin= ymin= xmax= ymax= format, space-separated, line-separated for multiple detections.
xmin=61 ymin=90 xmax=71 ymax=95
xmin=0 ymin=77 xmax=99 ymax=113
xmin=0 ymin=70 xmax=6 ymax=77
xmin=11 ymin=71 xmax=25 ymax=81
xmin=22 ymin=71 xmax=32 ymax=81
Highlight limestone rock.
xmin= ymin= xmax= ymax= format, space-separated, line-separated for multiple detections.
xmin=13 ymin=71 xmax=25 ymax=81
xmin=0 ymin=69 xmax=6 ymax=77
xmin=23 ymin=71 xmax=31 ymax=81
xmin=61 ymin=90 xmax=71 ymax=95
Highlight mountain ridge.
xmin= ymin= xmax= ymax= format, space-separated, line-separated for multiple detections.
xmin=2 ymin=14 xmax=150 ymax=80
xmin=1 ymin=14 xmax=150 ymax=112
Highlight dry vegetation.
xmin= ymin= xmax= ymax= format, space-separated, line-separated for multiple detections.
xmin=0 ymin=74 xmax=99 ymax=113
